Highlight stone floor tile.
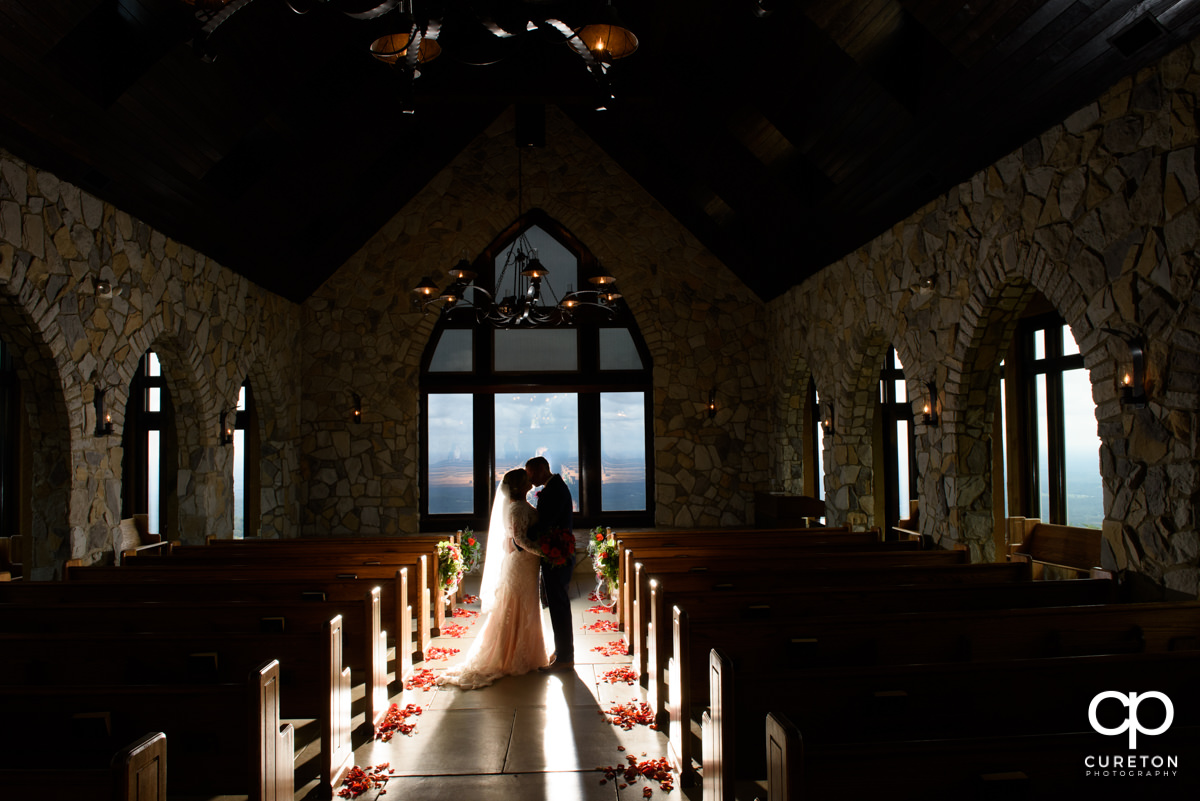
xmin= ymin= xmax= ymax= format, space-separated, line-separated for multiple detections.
xmin=380 ymin=770 xmax=619 ymax=801
xmin=503 ymin=706 xmax=669 ymax=774
xmin=354 ymin=707 xmax=515 ymax=776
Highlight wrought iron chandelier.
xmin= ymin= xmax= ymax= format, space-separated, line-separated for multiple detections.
xmin=412 ymin=149 xmax=624 ymax=327
xmin=191 ymin=3 xmax=637 ymax=112
xmin=369 ymin=0 xmax=638 ymax=112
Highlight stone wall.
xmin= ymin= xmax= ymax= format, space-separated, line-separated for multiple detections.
xmin=301 ymin=106 xmax=769 ymax=534
xmin=769 ymin=42 xmax=1200 ymax=599
xmin=0 ymin=150 xmax=303 ymax=577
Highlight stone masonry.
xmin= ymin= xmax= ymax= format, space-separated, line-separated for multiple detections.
xmin=769 ymin=40 xmax=1200 ymax=600
xmin=301 ymin=106 xmax=770 ymax=535
xmin=0 ymin=151 xmax=302 ymax=577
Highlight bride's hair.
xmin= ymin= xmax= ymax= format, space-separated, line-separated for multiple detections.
xmin=500 ymin=468 xmax=529 ymax=501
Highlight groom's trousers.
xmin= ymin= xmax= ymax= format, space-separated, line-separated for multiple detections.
xmin=542 ymin=556 xmax=575 ymax=662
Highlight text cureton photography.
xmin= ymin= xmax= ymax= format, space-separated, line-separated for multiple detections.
xmin=1085 ymin=690 xmax=1181 ymax=780
xmin=1084 ymin=754 xmax=1179 ymax=778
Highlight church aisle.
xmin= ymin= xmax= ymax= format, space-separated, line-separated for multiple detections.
xmin=343 ymin=568 xmax=696 ymax=801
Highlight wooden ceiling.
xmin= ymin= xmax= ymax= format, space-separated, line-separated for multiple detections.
xmin=2 ymin=0 xmax=1199 ymax=304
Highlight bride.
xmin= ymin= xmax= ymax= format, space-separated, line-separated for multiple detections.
xmin=437 ymin=468 xmax=550 ymax=689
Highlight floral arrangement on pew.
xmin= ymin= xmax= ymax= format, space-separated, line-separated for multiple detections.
xmin=538 ymin=527 xmax=576 ymax=568
xmin=437 ymin=540 xmax=465 ymax=596
xmin=458 ymin=528 xmax=481 ymax=573
xmin=588 ymin=526 xmax=619 ymax=604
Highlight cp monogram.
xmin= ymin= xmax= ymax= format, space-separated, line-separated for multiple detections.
xmin=1088 ymin=691 xmax=1174 ymax=749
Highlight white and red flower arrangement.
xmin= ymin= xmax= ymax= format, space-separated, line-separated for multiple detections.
xmin=587 ymin=526 xmax=620 ymax=601
xmin=458 ymin=529 xmax=481 ymax=572
xmin=436 ymin=540 xmax=465 ymax=595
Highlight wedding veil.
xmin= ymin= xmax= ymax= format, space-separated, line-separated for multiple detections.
xmin=478 ymin=480 xmax=509 ymax=614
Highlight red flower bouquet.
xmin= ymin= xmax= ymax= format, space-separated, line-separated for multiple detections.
xmin=539 ymin=526 xmax=576 ymax=568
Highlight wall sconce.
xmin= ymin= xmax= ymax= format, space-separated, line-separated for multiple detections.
xmin=707 ymin=389 xmax=717 ymax=419
xmin=219 ymin=411 xmax=233 ymax=445
xmin=820 ymin=404 xmax=834 ymax=435
xmin=92 ymin=277 xmax=122 ymax=298
xmin=1120 ymin=340 xmax=1148 ymax=408
xmin=922 ymin=380 xmax=939 ymax=426
xmin=411 ymin=277 xmax=438 ymax=311
xmin=93 ymin=387 xmax=113 ymax=436
xmin=352 ymin=393 xmax=362 ymax=424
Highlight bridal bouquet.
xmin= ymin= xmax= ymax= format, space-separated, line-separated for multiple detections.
xmin=436 ymin=540 xmax=465 ymax=595
xmin=538 ymin=526 xmax=576 ymax=568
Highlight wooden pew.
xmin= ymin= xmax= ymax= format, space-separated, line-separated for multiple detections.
xmin=670 ymin=598 xmax=1200 ymax=787
xmin=626 ymin=548 xmax=971 ymax=677
xmin=660 ymin=576 xmax=1117 ymax=784
xmin=182 ymin=534 xmax=449 ymax=626
xmin=612 ymin=526 xmax=884 ymax=629
xmin=618 ymin=531 xmax=922 ymax=637
xmin=1006 ymin=516 xmax=1105 ymax=578
xmin=709 ymin=647 xmax=1200 ymax=801
xmin=764 ymin=713 xmax=1200 ymax=800
xmin=192 ymin=533 xmax=454 ymax=615
xmin=125 ymin=543 xmax=438 ymax=645
xmin=0 ymin=574 xmax=409 ymax=686
xmin=0 ymin=618 xmax=353 ymax=794
xmin=63 ymin=561 xmax=424 ymax=662
xmin=0 ymin=587 xmax=388 ymax=738
xmin=0 ymin=731 xmax=166 ymax=801
xmin=641 ymin=561 xmax=1033 ymax=726
xmin=0 ymin=660 xmax=293 ymax=801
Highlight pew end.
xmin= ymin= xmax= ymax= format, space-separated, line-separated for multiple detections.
xmin=116 ymin=731 xmax=168 ymax=801
xmin=765 ymin=712 xmax=801 ymax=801
xmin=115 ymin=516 xmax=171 ymax=565
xmin=1006 ymin=517 xmax=1104 ymax=579
xmin=0 ymin=731 xmax=168 ymax=801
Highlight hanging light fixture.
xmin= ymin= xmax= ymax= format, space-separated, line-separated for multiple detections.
xmin=412 ymin=135 xmax=626 ymax=327
xmin=369 ymin=30 xmax=442 ymax=66
xmin=575 ymin=0 xmax=639 ymax=63
xmin=360 ymin=1 xmax=634 ymax=110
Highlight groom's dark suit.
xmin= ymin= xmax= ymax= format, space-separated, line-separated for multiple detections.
xmin=536 ymin=473 xmax=575 ymax=663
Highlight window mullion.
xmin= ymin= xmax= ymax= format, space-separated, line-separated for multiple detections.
xmin=1046 ymin=369 xmax=1067 ymax=524
xmin=475 ymin=391 xmax=494 ymax=524
xmin=579 ymin=392 xmax=599 ymax=521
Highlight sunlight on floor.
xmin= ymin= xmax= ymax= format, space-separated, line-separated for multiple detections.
xmin=541 ymin=672 xmax=580 ymax=768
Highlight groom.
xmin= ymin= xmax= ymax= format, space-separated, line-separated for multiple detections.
xmin=526 ymin=455 xmax=575 ymax=670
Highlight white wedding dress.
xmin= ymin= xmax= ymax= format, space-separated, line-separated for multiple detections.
xmin=437 ymin=499 xmax=550 ymax=689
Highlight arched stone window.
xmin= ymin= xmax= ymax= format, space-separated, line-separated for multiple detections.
xmin=122 ymin=350 xmax=178 ymax=538
xmin=879 ymin=347 xmax=917 ymax=534
xmin=420 ymin=212 xmax=653 ymax=532
xmin=1002 ymin=310 xmax=1101 ymax=526
xmin=0 ymin=340 xmax=23 ymax=544
xmin=231 ymin=380 xmax=261 ymax=538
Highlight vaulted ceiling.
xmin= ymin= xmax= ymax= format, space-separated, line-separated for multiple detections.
xmin=2 ymin=1 xmax=1199 ymax=304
